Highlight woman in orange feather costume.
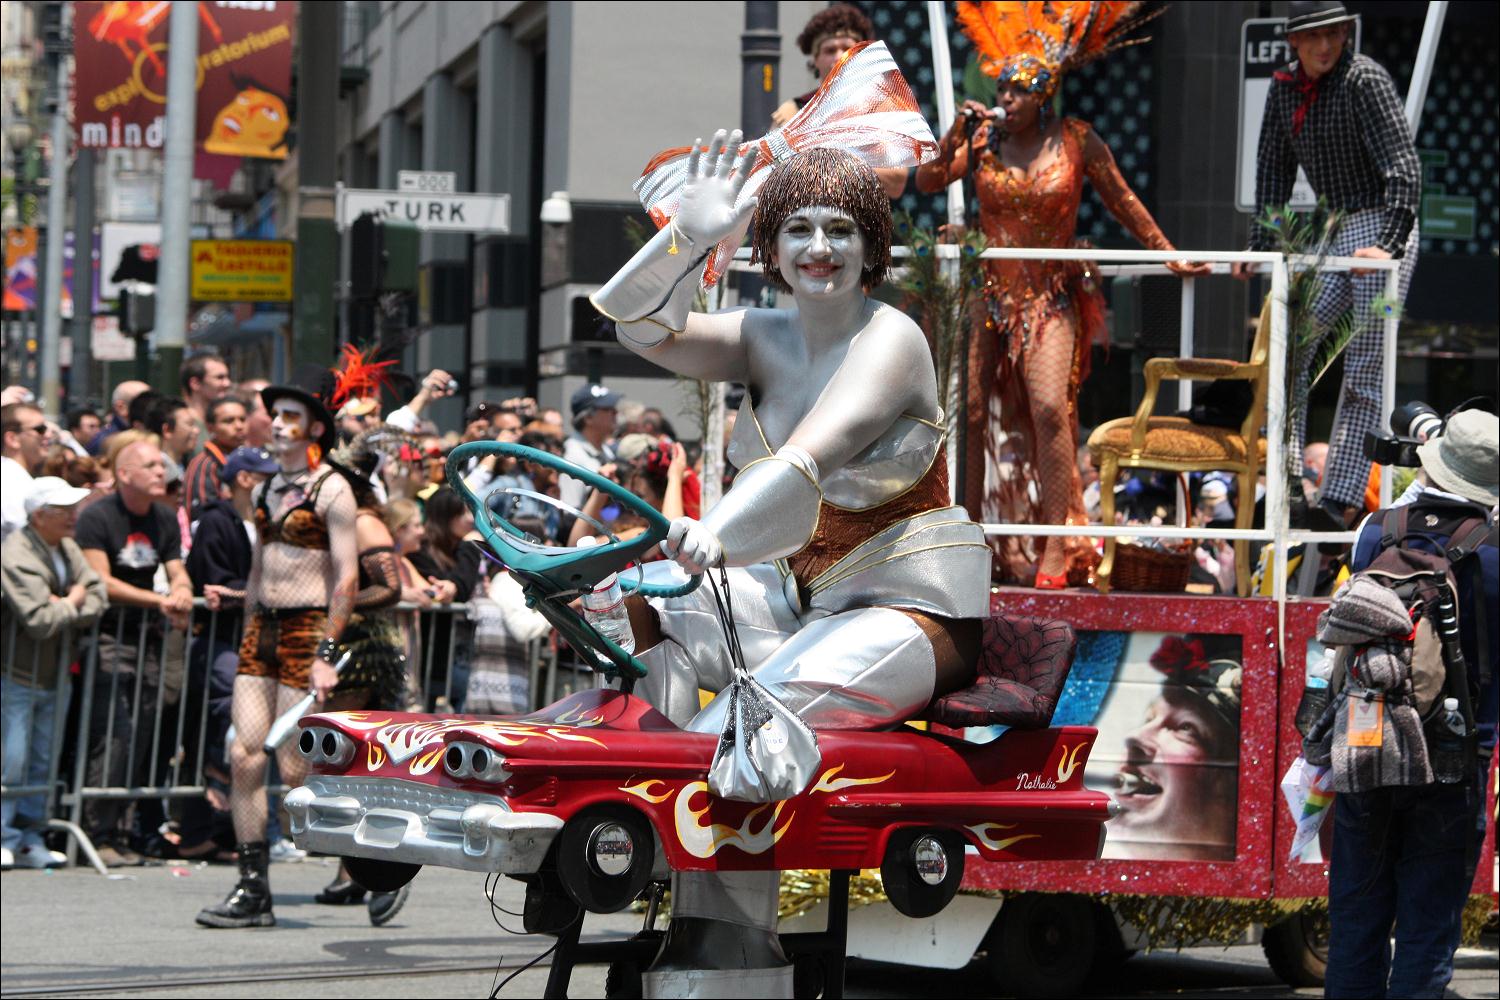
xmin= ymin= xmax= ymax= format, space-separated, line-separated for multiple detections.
xmin=917 ymin=2 xmax=1206 ymax=588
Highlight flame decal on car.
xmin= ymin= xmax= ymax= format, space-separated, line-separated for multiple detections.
xmin=1056 ymin=742 xmax=1088 ymax=784
xmin=364 ymin=742 xmax=386 ymax=771
xmin=409 ymin=745 xmax=447 ymax=777
xmin=674 ymin=781 xmax=794 ymax=860
xmin=810 ymin=763 xmax=896 ymax=794
xmin=966 ymin=822 xmax=1041 ymax=852
xmin=619 ymin=779 xmax=674 ymax=804
xmin=544 ymin=706 xmax=609 ymax=728
xmin=371 ymin=718 xmax=608 ymax=765
xmin=330 ymin=714 xmax=396 ymax=732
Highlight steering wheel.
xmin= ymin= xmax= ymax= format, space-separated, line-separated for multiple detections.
xmin=446 ymin=441 xmax=701 ymax=679
xmin=447 ymin=440 xmax=700 ymax=599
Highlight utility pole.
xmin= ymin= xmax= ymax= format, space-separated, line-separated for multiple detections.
xmin=68 ymin=147 xmax=95 ymax=405
xmin=292 ymin=2 xmax=340 ymax=367
xmin=154 ymin=1 xmax=199 ymax=391
xmin=37 ymin=3 xmax=70 ymax=416
xmin=738 ymin=1 xmax=779 ymax=311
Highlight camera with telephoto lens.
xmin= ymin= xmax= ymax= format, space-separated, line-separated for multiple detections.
xmin=1364 ymin=396 xmax=1493 ymax=466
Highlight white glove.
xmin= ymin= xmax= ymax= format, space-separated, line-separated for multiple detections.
xmin=661 ymin=517 xmax=723 ymax=574
xmin=674 ymin=128 xmax=759 ymax=247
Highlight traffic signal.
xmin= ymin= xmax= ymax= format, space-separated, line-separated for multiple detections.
xmin=118 ymin=282 xmax=156 ymax=335
xmin=349 ymin=212 xmax=418 ymax=297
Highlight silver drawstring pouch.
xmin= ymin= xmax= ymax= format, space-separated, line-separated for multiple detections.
xmin=704 ymin=568 xmax=820 ymax=802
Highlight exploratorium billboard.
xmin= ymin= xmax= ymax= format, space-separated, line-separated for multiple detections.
xmin=72 ymin=1 xmax=298 ymax=159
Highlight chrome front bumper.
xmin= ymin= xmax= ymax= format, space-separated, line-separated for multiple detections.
xmin=286 ymin=775 xmax=563 ymax=874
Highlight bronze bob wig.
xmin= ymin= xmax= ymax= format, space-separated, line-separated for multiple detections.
xmin=749 ymin=148 xmax=892 ymax=293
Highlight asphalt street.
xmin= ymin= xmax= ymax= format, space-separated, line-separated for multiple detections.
xmin=1 ymin=859 xmax=1495 ymax=998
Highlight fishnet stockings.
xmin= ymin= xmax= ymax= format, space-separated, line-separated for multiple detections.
xmin=229 ymin=675 xmax=312 ymax=843
xmin=1024 ymin=314 xmax=1083 ymax=578
xmin=963 ymin=300 xmax=1097 ymax=585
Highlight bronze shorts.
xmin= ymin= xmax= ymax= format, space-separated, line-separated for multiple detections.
xmin=237 ymin=608 xmax=326 ymax=690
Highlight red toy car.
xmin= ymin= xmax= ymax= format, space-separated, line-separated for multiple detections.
xmin=287 ymin=442 xmax=1114 ymax=993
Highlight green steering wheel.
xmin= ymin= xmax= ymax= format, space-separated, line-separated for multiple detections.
xmin=445 ymin=441 xmax=701 ymax=679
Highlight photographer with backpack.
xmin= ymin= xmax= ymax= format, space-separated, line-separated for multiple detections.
xmin=1322 ymin=408 xmax=1497 ymax=999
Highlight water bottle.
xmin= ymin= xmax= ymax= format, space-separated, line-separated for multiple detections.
xmin=577 ymin=537 xmax=635 ymax=654
xmin=1429 ymin=697 xmax=1467 ymax=785
xmin=1295 ymin=648 xmax=1336 ymax=737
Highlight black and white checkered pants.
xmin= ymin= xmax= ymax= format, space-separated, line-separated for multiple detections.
xmin=1293 ymin=208 xmax=1420 ymax=509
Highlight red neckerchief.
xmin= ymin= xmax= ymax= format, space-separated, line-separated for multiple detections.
xmin=1273 ymin=63 xmax=1321 ymax=137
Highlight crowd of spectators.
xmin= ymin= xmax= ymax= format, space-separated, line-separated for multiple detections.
xmin=0 ymin=357 xmax=704 ymax=870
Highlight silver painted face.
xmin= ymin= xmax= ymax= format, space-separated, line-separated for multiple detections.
xmin=774 ymin=205 xmax=867 ymax=298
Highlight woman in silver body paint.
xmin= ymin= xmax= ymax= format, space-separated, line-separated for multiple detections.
xmin=590 ymin=129 xmax=992 ymax=998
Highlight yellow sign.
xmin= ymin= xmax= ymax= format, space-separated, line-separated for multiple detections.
xmin=190 ymin=240 xmax=294 ymax=302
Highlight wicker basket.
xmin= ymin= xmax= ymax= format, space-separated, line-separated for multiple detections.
xmin=1109 ymin=541 xmax=1193 ymax=592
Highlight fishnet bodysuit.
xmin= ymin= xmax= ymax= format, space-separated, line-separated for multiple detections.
xmin=253 ymin=468 xmax=345 ymax=608
xmin=919 ymin=117 xmax=1176 ymax=583
xmin=230 ymin=467 xmax=358 ymax=840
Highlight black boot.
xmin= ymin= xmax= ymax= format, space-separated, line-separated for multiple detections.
xmin=196 ymin=842 xmax=275 ymax=928
xmin=316 ymin=864 xmax=368 ymax=905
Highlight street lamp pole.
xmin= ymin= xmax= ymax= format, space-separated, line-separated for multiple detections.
xmin=6 ymin=117 xmax=35 ymax=390
xmin=37 ymin=51 xmax=70 ymax=417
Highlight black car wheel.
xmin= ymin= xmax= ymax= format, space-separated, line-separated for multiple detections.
xmin=1261 ymin=909 xmax=1329 ymax=987
xmin=558 ymin=805 xmax=655 ymax=914
xmin=343 ymin=856 xmax=422 ymax=892
xmin=983 ymin=892 xmax=1097 ymax=998
xmin=880 ymin=828 xmax=965 ymax=919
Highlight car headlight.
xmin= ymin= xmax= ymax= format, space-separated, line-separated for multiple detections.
xmin=297 ymin=726 xmax=355 ymax=767
xmin=443 ymin=741 xmax=510 ymax=782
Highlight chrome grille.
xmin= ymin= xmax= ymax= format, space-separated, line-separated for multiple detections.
xmin=306 ymin=776 xmax=506 ymax=814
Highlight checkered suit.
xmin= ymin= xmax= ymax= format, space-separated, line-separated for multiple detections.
xmin=1292 ymin=208 xmax=1420 ymax=508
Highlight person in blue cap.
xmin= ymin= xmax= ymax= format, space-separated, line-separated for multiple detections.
xmin=559 ymin=383 xmax=621 ymax=508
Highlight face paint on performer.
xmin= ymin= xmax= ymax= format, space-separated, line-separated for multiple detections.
xmin=269 ymin=400 xmax=310 ymax=456
xmin=774 ymin=205 xmax=869 ymax=298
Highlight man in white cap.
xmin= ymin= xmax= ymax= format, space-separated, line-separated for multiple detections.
xmin=1331 ymin=408 xmax=1498 ymax=997
xmin=0 ymin=478 xmax=108 ymax=869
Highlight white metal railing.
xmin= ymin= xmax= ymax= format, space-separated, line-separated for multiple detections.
xmin=717 ymin=245 xmax=1404 ymax=609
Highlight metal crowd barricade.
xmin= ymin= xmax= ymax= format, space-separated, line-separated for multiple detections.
xmin=4 ymin=578 xmax=587 ymax=872
xmin=1 ymin=611 xmax=106 ymax=873
xmin=62 ymin=600 xmax=245 ymax=874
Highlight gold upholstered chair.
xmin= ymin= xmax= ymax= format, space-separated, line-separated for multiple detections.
xmin=1088 ymin=299 xmax=1271 ymax=597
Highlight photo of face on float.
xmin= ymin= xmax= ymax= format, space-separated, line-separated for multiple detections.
xmin=1080 ymin=631 xmax=1244 ymax=862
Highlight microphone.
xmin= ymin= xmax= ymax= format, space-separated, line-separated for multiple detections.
xmin=960 ymin=106 xmax=1006 ymax=122
xmin=960 ymin=106 xmax=1005 ymax=137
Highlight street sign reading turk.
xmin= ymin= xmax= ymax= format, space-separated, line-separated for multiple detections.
xmin=1236 ymin=17 xmax=1361 ymax=212
xmin=336 ymin=187 xmax=510 ymax=234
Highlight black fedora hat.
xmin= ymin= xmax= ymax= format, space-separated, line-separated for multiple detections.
xmin=1285 ymin=2 xmax=1358 ymax=34
xmin=262 ymin=363 xmax=339 ymax=452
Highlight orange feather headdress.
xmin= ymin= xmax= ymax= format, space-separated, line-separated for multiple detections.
xmin=955 ymin=2 xmax=1160 ymax=96
xmin=329 ymin=343 xmax=397 ymax=411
